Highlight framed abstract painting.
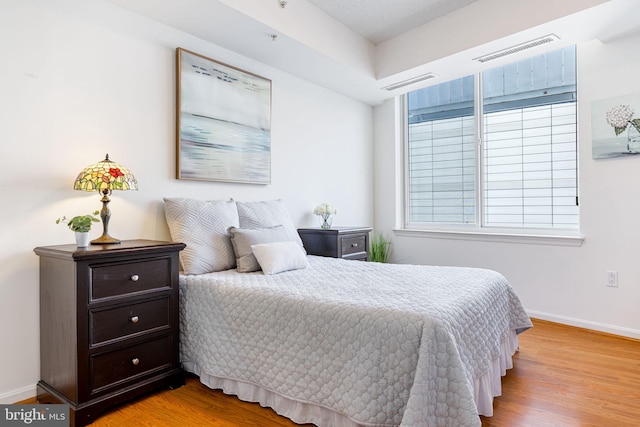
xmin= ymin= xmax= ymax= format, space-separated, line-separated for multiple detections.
xmin=176 ymin=48 xmax=271 ymax=183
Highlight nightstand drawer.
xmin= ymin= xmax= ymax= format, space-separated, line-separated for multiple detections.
xmin=90 ymin=335 xmax=172 ymax=394
xmin=90 ymin=297 xmax=170 ymax=347
xmin=90 ymin=258 xmax=171 ymax=301
xmin=341 ymin=235 xmax=367 ymax=256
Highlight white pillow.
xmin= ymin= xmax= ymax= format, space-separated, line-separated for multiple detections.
xmin=236 ymin=200 xmax=305 ymax=250
xmin=228 ymin=225 xmax=290 ymax=273
xmin=251 ymin=241 xmax=310 ymax=275
xmin=163 ymin=198 xmax=239 ymax=274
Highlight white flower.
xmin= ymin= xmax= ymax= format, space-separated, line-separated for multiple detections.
xmin=605 ymin=104 xmax=634 ymax=130
xmin=313 ymin=202 xmax=337 ymax=217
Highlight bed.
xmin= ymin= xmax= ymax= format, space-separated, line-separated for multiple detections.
xmin=164 ymin=198 xmax=532 ymax=427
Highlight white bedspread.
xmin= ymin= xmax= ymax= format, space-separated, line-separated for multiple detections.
xmin=179 ymin=256 xmax=532 ymax=427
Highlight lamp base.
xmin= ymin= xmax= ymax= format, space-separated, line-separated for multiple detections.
xmin=91 ymin=234 xmax=121 ymax=245
xmin=92 ymin=189 xmax=121 ymax=245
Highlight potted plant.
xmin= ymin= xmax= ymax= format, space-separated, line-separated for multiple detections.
xmin=56 ymin=211 xmax=100 ymax=247
xmin=369 ymin=232 xmax=392 ymax=263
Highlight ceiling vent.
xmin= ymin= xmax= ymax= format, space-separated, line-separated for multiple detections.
xmin=473 ymin=34 xmax=560 ymax=63
xmin=382 ymin=73 xmax=438 ymax=91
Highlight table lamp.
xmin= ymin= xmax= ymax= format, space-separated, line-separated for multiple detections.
xmin=73 ymin=154 xmax=138 ymax=244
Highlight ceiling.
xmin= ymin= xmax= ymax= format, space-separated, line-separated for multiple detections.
xmin=306 ymin=0 xmax=478 ymax=44
xmin=105 ymin=0 xmax=640 ymax=105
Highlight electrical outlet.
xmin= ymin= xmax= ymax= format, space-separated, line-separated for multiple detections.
xmin=606 ymin=271 xmax=618 ymax=287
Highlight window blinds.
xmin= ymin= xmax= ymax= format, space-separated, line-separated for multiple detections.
xmin=408 ymin=116 xmax=476 ymax=224
xmin=483 ymin=102 xmax=578 ymax=228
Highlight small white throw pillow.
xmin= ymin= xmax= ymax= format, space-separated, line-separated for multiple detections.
xmin=251 ymin=241 xmax=310 ymax=275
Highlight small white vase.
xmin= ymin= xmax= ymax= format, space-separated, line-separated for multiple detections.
xmin=627 ymin=124 xmax=640 ymax=153
xmin=75 ymin=232 xmax=90 ymax=247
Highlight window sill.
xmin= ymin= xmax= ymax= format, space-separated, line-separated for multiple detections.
xmin=393 ymin=228 xmax=584 ymax=247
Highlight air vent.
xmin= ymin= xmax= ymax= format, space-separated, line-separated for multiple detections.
xmin=473 ymin=34 xmax=560 ymax=63
xmin=382 ymin=73 xmax=438 ymax=91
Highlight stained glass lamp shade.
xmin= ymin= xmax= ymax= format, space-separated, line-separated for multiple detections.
xmin=73 ymin=154 xmax=138 ymax=244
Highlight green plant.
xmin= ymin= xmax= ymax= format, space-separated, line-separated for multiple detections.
xmin=56 ymin=211 xmax=100 ymax=233
xmin=369 ymin=232 xmax=391 ymax=263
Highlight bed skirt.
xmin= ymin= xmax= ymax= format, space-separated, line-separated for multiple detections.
xmin=473 ymin=329 xmax=518 ymax=417
xmin=182 ymin=330 xmax=519 ymax=426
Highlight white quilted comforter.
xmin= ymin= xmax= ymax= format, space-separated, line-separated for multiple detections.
xmin=179 ymin=256 xmax=532 ymax=426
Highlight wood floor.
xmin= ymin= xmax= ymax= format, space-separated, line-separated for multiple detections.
xmin=28 ymin=319 xmax=640 ymax=426
xmin=480 ymin=319 xmax=640 ymax=427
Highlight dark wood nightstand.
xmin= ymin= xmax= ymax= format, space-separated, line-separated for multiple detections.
xmin=298 ymin=227 xmax=372 ymax=261
xmin=34 ymin=240 xmax=186 ymax=427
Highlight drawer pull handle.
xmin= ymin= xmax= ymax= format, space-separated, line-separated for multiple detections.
xmin=131 ymin=358 xmax=140 ymax=366
xmin=130 ymin=274 xmax=140 ymax=282
xmin=130 ymin=316 xmax=139 ymax=324
xmin=351 ymin=243 xmax=358 ymax=247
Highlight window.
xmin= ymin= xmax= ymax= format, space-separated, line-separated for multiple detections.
xmin=406 ymin=46 xmax=578 ymax=231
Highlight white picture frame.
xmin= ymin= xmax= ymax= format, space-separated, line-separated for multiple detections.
xmin=591 ymin=93 xmax=640 ymax=159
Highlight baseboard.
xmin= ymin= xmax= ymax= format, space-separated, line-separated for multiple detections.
xmin=0 ymin=384 xmax=37 ymax=404
xmin=528 ymin=309 xmax=640 ymax=340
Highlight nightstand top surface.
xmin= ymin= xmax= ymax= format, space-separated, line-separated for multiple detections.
xmin=34 ymin=239 xmax=185 ymax=260
xmin=297 ymin=226 xmax=372 ymax=234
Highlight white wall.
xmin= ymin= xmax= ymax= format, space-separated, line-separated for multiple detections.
xmin=0 ymin=0 xmax=373 ymax=402
xmin=374 ymin=32 xmax=640 ymax=339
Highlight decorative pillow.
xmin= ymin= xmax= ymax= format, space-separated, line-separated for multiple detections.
xmin=163 ymin=198 xmax=239 ymax=274
xmin=251 ymin=241 xmax=310 ymax=275
xmin=236 ymin=200 xmax=305 ymax=250
xmin=228 ymin=225 xmax=290 ymax=273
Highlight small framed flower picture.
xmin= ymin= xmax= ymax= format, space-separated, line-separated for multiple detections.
xmin=591 ymin=93 xmax=640 ymax=159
